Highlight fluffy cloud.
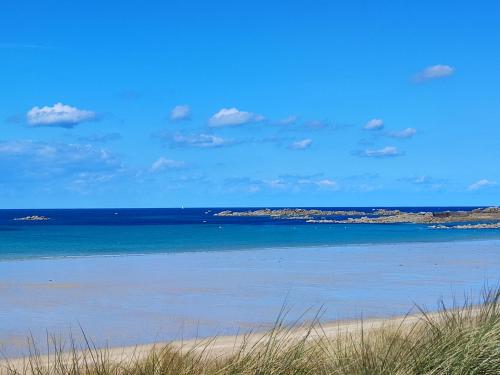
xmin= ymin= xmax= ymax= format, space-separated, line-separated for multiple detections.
xmin=359 ymin=146 xmax=402 ymax=158
xmin=467 ymin=179 xmax=496 ymax=191
xmin=387 ymin=128 xmax=417 ymax=139
xmin=289 ymin=139 xmax=312 ymax=150
xmin=27 ymin=103 xmax=97 ymax=127
xmin=0 ymin=140 xmax=122 ymax=183
xmin=170 ymin=105 xmax=191 ymax=121
xmin=172 ymin=133 xmax=234 ymax=148
xmin=364 ymin=118 xmax=384 ymax=130
xmin=413 ymin=65 xmax=455 ymax=82
xmin=208 ymin=108 xmax=264 ymax=127
xmin=150 ymin=157 xmax=186 ymax=172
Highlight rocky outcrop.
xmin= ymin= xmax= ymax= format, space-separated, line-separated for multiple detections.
xmin=215 ymin=208 xmax=367 ymax=218
xmin=323 ymin=212 xmax=435 ymax=224
xmin=307 ymin=213 xmax=432 ymax=224
xmin=473 ymin=207 xmax=500 ymax=214
xmin=372 ymin=209 xmax=402 ymax=216
xmin=313 ymin=208 xmax=500 ymax=224
xmin=13 ymin=215 xmax=50 ymax=221
xmin=218 ymin=207 xmax=500 ymax=225
xmin=429 ymin=222 xmax=500 ymax=229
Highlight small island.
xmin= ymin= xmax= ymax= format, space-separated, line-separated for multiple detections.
xmin=429 ymin=222 xmax=500 ymax=230
xmin=215 ymin=208 xmax=368 ymax=218
xmin=13 ymin=215 xmax=50 ymax=221
xmin=215 ymin=207 xmax=500 ymax=226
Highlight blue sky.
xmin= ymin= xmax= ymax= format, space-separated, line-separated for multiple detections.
xmin=1 ymin=0 xmax=499 ymax=208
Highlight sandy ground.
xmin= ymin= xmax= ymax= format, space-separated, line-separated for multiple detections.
xmin=1 ymin=239 xmax=498 ymax=372
xmin=1 ymin=311 xmax=431 ymax=373
xmin=2 ymin=239 xmax=499 ymax=359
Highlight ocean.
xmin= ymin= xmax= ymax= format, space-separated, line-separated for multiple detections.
xmin=1 ymin=207 xmax=500 ymax=261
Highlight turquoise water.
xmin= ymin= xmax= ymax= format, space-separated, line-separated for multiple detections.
xmin=1 ymin=208 xmax=500 ymax=260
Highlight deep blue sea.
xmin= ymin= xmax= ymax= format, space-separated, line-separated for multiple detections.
xmin=1 ymin=207 xmax=500 ymax=261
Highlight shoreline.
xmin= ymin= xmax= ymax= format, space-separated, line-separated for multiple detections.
xmin=2 ymin=236 xmax=500 ymax=263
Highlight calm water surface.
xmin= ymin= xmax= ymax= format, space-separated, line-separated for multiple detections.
xmin=1 ymin=207 xmax=500 ymax=260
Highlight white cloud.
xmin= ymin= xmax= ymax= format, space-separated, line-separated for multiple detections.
xmin=170 ymin=105 xmax=191 ymax=121
xmin=361 ymin=146 xmax=402 ymax=158
xmin=208 ymin=108 xmax=264 ymax=127
xmin=413 ymin=65 xmax=454 ymax=82
xmin=289 ymin=139 xmax=312 ymax=150
xmin=172 ymin=133 xmax=233 ymax=148
xmin=150 ymin=157 xmax=186 ymax=172
xmin=0 ymin=140 xmax=122 ymax=183
xmin=298 ymin=178 xmax=338 ymax=190
xmin=27 ymin=103 xmax=97 ymax=127
xmin=468 ymin=179 xmax=496 ymax=191
xmin=387 ymin=128 xmax=417 ymax=139
xmin=364 ymin=118 xmax=384 ymax=130
xmin=265 ymin=179 xmax=287 ymax=189
xmin=315 ymin=179 xmax=338 ymax=189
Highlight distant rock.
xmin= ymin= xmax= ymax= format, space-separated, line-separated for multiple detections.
xmin=474 ymin=207 xmax=500 ymax=214
xmin=13 ymin=215 xmax=50 ymax=221
xmin=430 ymin=222 xmax=500 ymax=230
xmin=308 ymin=212 xmax=434 ymax=224
xmin=219 ymin=206 xmax=500 ymax=225
xmin=372 ymin=209 xmax=402 ymax=216
xmin=214 ymin=208 xmax=368 ymax=218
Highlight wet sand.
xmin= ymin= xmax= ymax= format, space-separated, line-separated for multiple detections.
xmin=1 ymin=240 xmax=499 ymax=358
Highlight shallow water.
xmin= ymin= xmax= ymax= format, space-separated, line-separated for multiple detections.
xmin=1 ymin=239 xmax=499 ymax=358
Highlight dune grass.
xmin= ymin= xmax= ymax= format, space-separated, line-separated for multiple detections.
xmin=2 ymin=289 xmax=500 ymax=375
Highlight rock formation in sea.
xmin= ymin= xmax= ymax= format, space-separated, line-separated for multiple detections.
xmin=13 ymin=215 xmax=50 ymax=221
xmin=215 ymin=207 xmax=500 ymax=225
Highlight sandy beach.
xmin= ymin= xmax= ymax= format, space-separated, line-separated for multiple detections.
xmin=1 ymin=239 xmax=499 ymax=359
